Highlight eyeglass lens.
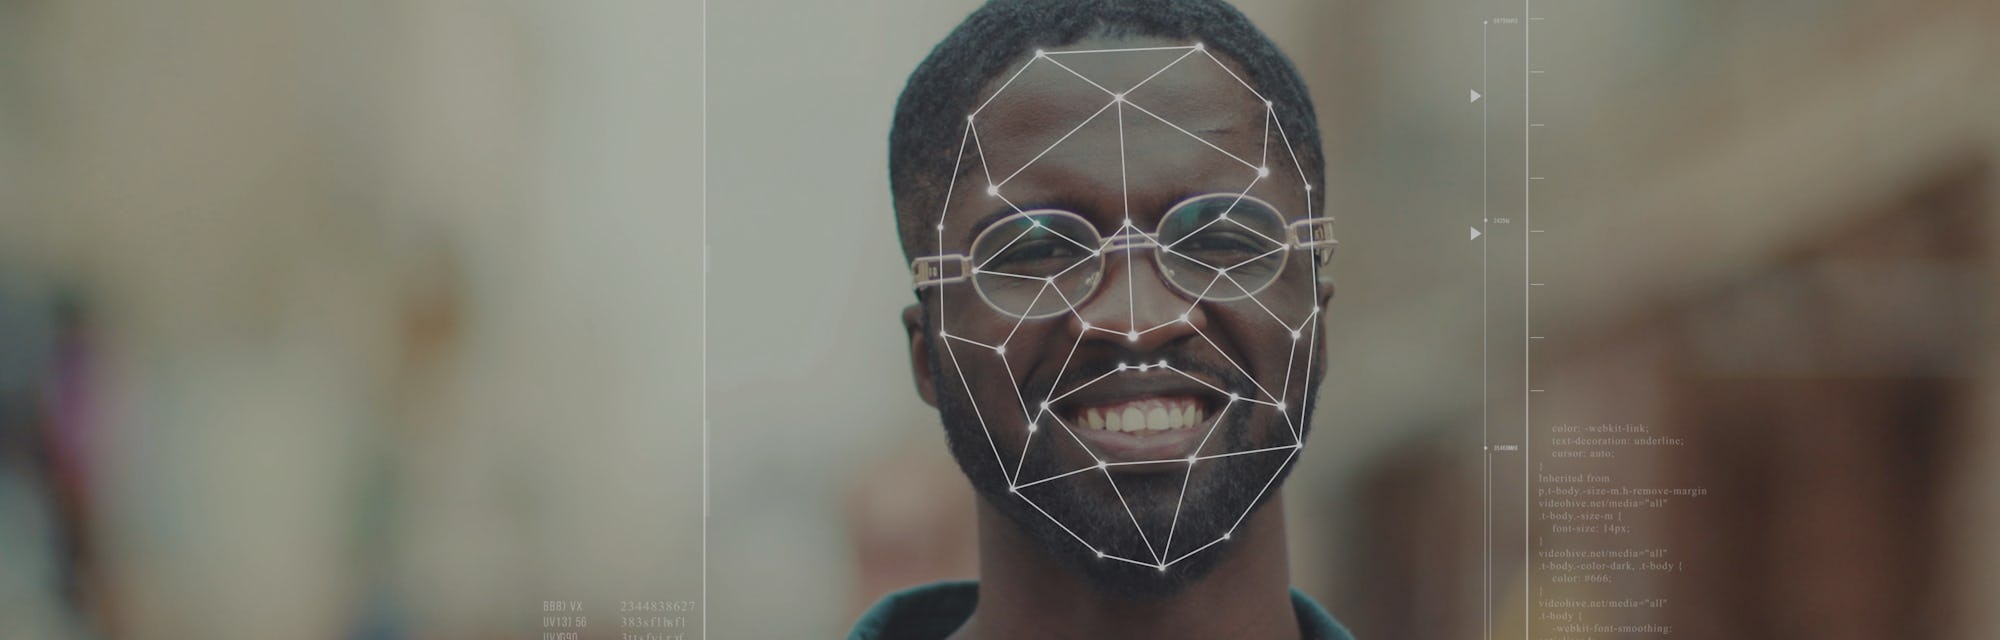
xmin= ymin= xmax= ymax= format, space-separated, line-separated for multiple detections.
xmin=968 ymin=195 xmax=1290 ymax=318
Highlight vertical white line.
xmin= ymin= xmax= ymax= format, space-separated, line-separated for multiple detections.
xmin=1118 ymin=101 xmax=1134 ymax=327
xmin=1522 ymin=3 xmax=1533 ymax=639
xmin=700 ymin=0 xmax=710 ymax=636
xmin=1480 ymin=19 xmax=1491 ymax=640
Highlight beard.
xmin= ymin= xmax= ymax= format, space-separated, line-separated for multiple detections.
xmin=932 ymin=351 xmax=1316 ymax=600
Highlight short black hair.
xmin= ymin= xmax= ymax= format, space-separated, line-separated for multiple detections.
xmin=888 ymin=0 xmax=1324 ymax=261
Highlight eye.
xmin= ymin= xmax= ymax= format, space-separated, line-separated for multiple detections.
xmin=974 ymin=213 xmax=1097 ymax=277
xmin=988 ymin=234 xmax=1089 ymax=273
xmin=1164 ymin=200 xmax=1283 ymax=268
xmin=1178 ymin=228 xmax=1268 ymax=257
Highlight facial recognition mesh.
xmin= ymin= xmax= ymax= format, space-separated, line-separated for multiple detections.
xmin=919 ymin=42 xmax=1331 ymax=572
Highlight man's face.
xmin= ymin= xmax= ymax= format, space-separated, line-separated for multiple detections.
xmin=907 ymin=35 xmax=1330 ymax=596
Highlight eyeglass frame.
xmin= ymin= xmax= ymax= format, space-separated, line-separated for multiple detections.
xmin=910 ymin=192 xmax=1337 ymax=319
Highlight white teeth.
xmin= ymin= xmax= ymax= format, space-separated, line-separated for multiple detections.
xmin=1070 ymin=397 xmax=1206 ymax=432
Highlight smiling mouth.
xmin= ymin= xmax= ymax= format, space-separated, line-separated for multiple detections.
xmin=1070 ymin=395 xmax=1208 ymax=433
xmin=1046 ymin=372 xmax=1234 ymax=466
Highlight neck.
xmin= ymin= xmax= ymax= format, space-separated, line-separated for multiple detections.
xmin=953 ymin=492 xmax=1299 ymax=640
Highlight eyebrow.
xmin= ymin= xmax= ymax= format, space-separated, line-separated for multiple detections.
xmin=959 ymin=195 xmax=1101 ymax=244
xmin=954 ymin=186 xmax=1219 ymax=246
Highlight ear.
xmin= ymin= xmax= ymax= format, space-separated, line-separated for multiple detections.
xmin=1314 ymin=252 xmax=1337 ymax=310
xmin=903 ymin=302 xmax=940 ymax=408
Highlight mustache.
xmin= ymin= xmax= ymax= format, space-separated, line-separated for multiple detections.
xmin=1028 ymin=347 xmax=1260 ymax=405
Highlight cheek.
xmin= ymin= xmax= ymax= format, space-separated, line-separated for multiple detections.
xmin=1212 ymin=289 xmax=1314 ymax=368
xmin=933 ymin=285 xmax=1017 ymax=343
xmin=932 ymin=296 xmax=1059 ymax=407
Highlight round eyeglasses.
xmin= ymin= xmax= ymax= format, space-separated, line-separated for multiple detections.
xmin=912 ymin=193 xmax=1337 ymax=319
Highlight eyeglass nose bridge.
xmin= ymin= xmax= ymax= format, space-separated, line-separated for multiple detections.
xmin=1097 ymin=229 xmax=1159 ymax=256
xmin=1080 ymin=229 xmax=1203 ymax=306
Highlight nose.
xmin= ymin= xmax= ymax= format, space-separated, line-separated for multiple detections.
xmin=1064 ymin=247 xmax=1208 ymax=351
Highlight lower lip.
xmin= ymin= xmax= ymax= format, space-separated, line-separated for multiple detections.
xmin=1067 ymin=411 xmax=1220 ymax=469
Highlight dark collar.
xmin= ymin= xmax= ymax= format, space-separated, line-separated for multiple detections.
xmin=848 ymin=580 xmax=1355 ymax=639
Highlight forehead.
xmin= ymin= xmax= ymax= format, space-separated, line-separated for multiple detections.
xmin=941 ymin=36 xmax=1301 ymax=239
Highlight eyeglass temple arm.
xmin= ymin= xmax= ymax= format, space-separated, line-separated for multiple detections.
xmin=911 ymin=254 xmax=971 ymax=289
xmin=1288 ymin=218 xmax=1336 ymax=262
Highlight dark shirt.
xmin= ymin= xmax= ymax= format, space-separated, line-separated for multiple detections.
xmin=848 ymin=580 xmax=1356 ymax=640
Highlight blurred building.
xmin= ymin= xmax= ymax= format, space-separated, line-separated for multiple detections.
xmin=1307 ymin=1 xmax=1999 ymax=639
xmin=1 ymin=1 xmax=705 ymax=638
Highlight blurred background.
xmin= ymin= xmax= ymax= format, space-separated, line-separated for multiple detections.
xmin=1 ymin=0 xmax=705 ymax=638
xmin=3 ymin=0 xmax=1995 ymax=638
xmin=707 ymin=0 xmax=2000 ymax=638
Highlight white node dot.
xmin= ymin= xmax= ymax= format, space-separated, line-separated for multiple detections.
xmin=938 ymin=330 xmax=951 ymax=339
xmin=1304 ymin=184 xmax=1313 ymax=191
xmin=1289 ymin=330 xmax=1301 ymax=340
xmin=1127 ymin=331 xmax=1140 ymax=342
xmin=1156 ymin=360 xmax=1168 ymax=368
xmin=995 ymin=345 xmax=1006 ymax=355
xmin=936 ymin=223 xmax=945 ymax=231
xmin=1178 ymin=313 xmax=1191 ymax=324
xmin=1117 ymin=363 xmax=1129 ymax=371
xmin=1122 ymin=217 xmax=1132 ymax=228
xmin=1035 ymin=49 xmax=1046 ymax=57
xmin=1257 ymin=166 xmax=1271 ymax=178
xmin=1186 ymin=455 xmax=1198 ymax=464
xmin=1276 ymin=402 xmax=1287 ymax=413
xmin=1265 ymin=99 xmax=1274 ymax=108
xmin=1097 ymin=460 xmax=1108 ymax=470
xmin=1157 ymin=565 xmax=1167 ymax=572
xmin=1222 ymin=532 xmax=1232 ymax=540
xmin=1194 ymin=42 xmax=1206 ymax=51
xmin=1040 ymin=400 xmax=1051 ymax=411
xmin=1080 ymin=321 xmax=1093 ymax=331
xmin=1027 ymin=422 xmax=1038 ymax=432
xmin=1096 ymin=550 xmax=1106 ymax=558
xmin=1112 ymin=93 xmax=1124 ymax=102
xmin=1009 ymin=485 xmax=1018 ymax=493
xmin=1228 ymin=392 xmax=1240 ymax=402
xmin=986 ymin=184 xmax=999 ymax=196
xmin=967 ymin=115 xmax=974 ymax=123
